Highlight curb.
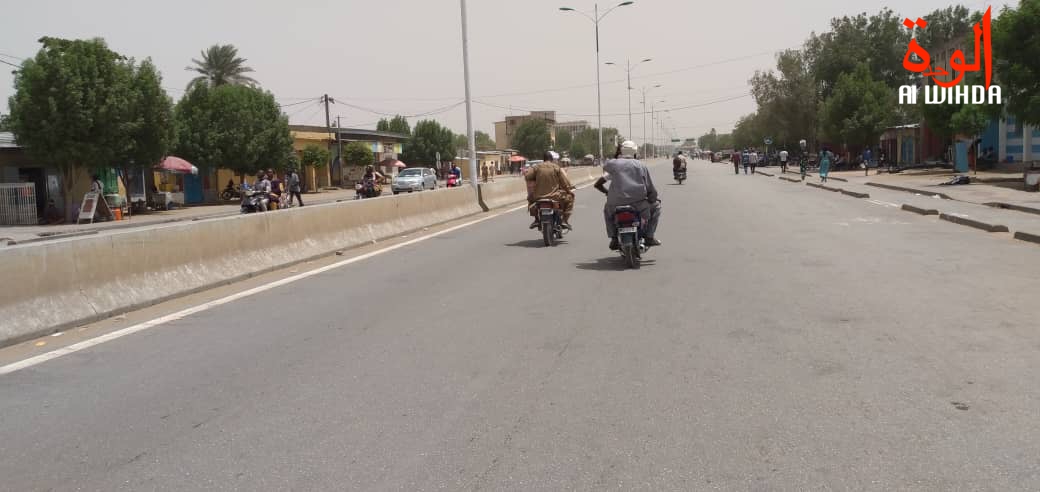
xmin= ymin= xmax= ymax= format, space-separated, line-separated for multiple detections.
xmin=938 ymin=213 xmax=1009 ymax=233
xmin=755 ymin=171 xmax=775 ymax=177
xmin=840 ymin=189 xmax=870 ymax=199
xmin=779 ymin=176 xmax=801 ymax=183
xmin=805 ymin=182 xmax=824 ymax=189
xmin=983 ymin=202 xmax=1040 ymax=216
xmin=1013 ymin=231 xmax=1040 ymax=245
xmin=901 ymin=204 xmax=939 ymax=215
xmin=866 ymin=182 xmax=952 ymax=200
xmin=6 ymin=230 xmax=99 ymax=246
xmin=826 ymin=176 xmax=849 ymax=182
xmin=820 ymin=185 xmax=842 ymax=192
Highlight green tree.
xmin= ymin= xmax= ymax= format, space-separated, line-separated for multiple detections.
xmin=818 ymin=63 xmax=895 ymax=150
xmin=0 ymin=114 xmax=10 ymax=131
xmin=173 ymin=83 xmax=292 ymax=181
xmin=300 ymin=144 xmax=331 ymax=169
xmin=186 ymin=44 xmax=257 ymax=89
xmin=377 ymin=115 xmax=411 ymax=135
xmin=7 ymin=37 xmax=136 ymax=219
xmin=118 ymin=58 xmax=175 ymax=206
xmin=556 ymin=129 xmax=573 ymax=153
xmin=406 ymin=119 xmax=455 ymax=165
xmin=992 ymin=0 xmax=1040 ymax=125
xmin=343 ymin=141 xmax=374 ymax=167
xmin=475 ymin=130 xmax=495 ymax=151
xmin=512 ymin=119 xmax=551 ymax=159
xmin=806 ymin=9 xmax=912 ymax=99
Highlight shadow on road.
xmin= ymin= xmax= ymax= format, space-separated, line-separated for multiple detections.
xmin=505 ymin=239 xmax=568 ymax=248
xmin=574 ymin=256 xmax=656 ymax=271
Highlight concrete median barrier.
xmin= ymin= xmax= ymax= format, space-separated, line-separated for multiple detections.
xmin=0 ymin=187 xmax=483 ymax=347
xmin=478 ymin=166 xmax=600 ymax=211
xmin=938 ymin=213 xmax=1009 ymax=233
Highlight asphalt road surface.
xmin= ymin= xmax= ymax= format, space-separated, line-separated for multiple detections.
xmin=3 ymin=160 xmax=1040 ymax=490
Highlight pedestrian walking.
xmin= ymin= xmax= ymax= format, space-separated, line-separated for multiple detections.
xmin=287 ymin=169 xmax=304 ymax=207
xmin=742 ymin=149 xmax=751 ymax=175
xmin=732 ymin=151 xmax=741 ymax=174
xmin=819 ymin=148 xmax=832 ymax=183
xmin=750 ymin=150 xmax=759 ymax=174
xmin=863 ymin=147 xmax=873 ymax=176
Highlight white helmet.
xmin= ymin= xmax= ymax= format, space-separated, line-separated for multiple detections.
xmin=619 ymin=140 xmax=639 ymax=158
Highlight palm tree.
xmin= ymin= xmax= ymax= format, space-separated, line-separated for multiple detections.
xmin=185 ymin=44 xmax=257 ymax=89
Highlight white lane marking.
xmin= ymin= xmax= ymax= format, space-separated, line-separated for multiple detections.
xmin=1 ymin=202 xmax=533 ymax=376
xmin=867 ymin=199 xmax=899 ymax=208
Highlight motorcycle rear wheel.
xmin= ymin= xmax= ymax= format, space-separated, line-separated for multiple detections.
xmin=542 ymin=224 xmax=554 ymax=247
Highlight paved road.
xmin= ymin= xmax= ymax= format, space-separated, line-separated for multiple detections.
xmin=3 ymin=160 xmax=1040 ymax=490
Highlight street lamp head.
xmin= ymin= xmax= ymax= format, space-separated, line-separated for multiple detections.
xmin=653 ymin=84 xmax=662 ymax=88
xmin=618 ymin=1 xmax=634 ymax=6
xmin=642 ymin=58 xmax=653 ymax=63
xmin=559 ymin=7 xmax=575 ymax=11
xmin=605 ymin=62 xmax=616 ymax=65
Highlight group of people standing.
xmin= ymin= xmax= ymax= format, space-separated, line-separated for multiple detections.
xmin=732 ymin=149 xmax=762 ymax=175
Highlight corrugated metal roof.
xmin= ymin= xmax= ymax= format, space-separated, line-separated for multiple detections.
xmin=0 ymin=132 xmax=19 ymax=149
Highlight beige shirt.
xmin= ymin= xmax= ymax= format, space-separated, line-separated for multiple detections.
xmin=524 ymin=162 xmax=573 ymax=199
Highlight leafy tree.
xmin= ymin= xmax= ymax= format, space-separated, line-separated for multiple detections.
xmin=992 ymin=0 xmax=1040 ymax=125
xmin=173 ymin=83 xmax=292 ymax=181
xmin=0 ymin=114 xmax=10 ymax=131
xmin=512 ymin=119 xmax=551 ymax=159
xmin=569 ymin=140 xmax=588 ymax=160
xmin=556 ymin=129 xmax=573 ymax=153
xmin=377 ymin=114 xmax=411 ymax=135
xmin=406 ymin=119 xmax=455 ymax=165
xmin=186 ymin=44 xmax=257 ymax=88
xmin=914 ymin=5 xmax=977 ymax=53
xmin=342 ymin=141 xmax=374 ymax=167
xmin=750 ymin=49 xmax=819 ymax=149
xmin=818 ymin=63 xmax=895 ymax=150
xmin=300 ymin=144 xmax=330 ymax=169
xmin=805 ymin=9 xmax=912 ymax=99
xmin=117 ymin=59 xmax=175 ymax=206
xmin=475 ymin=130 xmax=495 ymax=151
xmin=7 ymin=37 xmax=136 ymax=220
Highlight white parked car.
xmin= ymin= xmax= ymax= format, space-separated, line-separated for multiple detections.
xmin=392 ymin=168 xmax=437 ymax=194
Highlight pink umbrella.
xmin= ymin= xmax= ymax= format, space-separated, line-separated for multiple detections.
xmin=393 ymin=160 xmax=407 ymax=168
xmin=156 ymin=156 xmax=198 ymax=175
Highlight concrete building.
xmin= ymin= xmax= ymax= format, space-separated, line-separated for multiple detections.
xmin=494 ymin=111 xmax=557 ymax=151
xmin=556 ymin=120 xmax=590 ymax=136
xmin=288 ymin=125 xmax=409 ymax=187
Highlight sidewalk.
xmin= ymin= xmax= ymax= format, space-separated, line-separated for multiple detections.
xmin=823 ymin=168 xmax=1040 ymax=212
xmin=777 ymin=168 xmax=1040 ymax=245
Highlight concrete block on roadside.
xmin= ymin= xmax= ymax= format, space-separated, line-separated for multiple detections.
xmin=1013 ymin=231 xmax=1040 ymax=245
xmin=901 ymin=204 xmax=939 ymax=215
xmin=840 ymin=190 xmax=870 ymax=199
xmin=939 ymin=213 xmax=1009 ymax=233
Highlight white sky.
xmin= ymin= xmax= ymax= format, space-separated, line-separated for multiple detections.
xmin=0 ymin=0 xmax=1005 ymax=144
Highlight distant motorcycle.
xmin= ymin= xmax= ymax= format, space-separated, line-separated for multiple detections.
xmin=674 ymin=168 xmax=687 ymax=184
xmin=356 ymin=178 xmax=380 ymax=199
xmin=446 ymin=173 xmax=461 ymax=188
xmin=220 ymin=184 xmax=242 ymax=201
xmin=240 ymin=190 xmax=269 ymax=214
xmin=613 ymin=205 xmax=649 ymax=269
xmin=534 ymin=199 xmax=565 ymax=247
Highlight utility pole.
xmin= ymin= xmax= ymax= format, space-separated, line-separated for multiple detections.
xmin=336 ymin=115 xmax=344 ymax=172
xmin=322 ymin=94 xmax=335 ymax=183
xmin=460 ymin=0 xmax=478 ymax=196
xmin=626 ymin=59 xmax=633 ymax=139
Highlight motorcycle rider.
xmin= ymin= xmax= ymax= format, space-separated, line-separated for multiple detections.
xmin=525 ymin=151 xmax=575 ymax=230
xmin=672 ymin=151 xmax=687 ymax=179
xmin=595 ymin=140 xmax=662 ymax=250
xmin=252 ymin=171 xmax=272 ymax=212
xmin=361 ymin=165 xmax=384 ymax=197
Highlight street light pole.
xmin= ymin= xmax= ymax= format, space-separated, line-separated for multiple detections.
xmin=640 ymin=84 xmax=660 ymax=157
xmin=460 ymin=0 xmax=478 ymax=196
xmin=560 ymin=2 xmax=634 ymax=163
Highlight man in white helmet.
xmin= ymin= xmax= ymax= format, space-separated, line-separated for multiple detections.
xmin=594 ymin=140 xmax=662 ymax=250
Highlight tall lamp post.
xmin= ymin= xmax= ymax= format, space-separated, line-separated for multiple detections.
xmin=605 ymin=58 xmax=652 ymax=140
xmin=650 ymin=99 xmax=665 ymax=158
xmin=640 ymin=84 xmax=661 ymax=157
xmin=559 ymin=1 xmax=634 ymax=163
xmin=459 ymin=0 xmax=478 ymax=196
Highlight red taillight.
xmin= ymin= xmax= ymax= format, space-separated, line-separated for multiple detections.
xmin=615 ymin=211 xmax=636 ymax=222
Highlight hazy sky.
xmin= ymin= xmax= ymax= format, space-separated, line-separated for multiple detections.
xmin=0 ymin=0 xmax=1005 ymax=144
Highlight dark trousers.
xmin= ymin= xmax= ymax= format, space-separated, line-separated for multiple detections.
xmin=288 ymin=191 xmax=303 ymax=206
xmin=734 ymin=162 xmax=740 ymax=174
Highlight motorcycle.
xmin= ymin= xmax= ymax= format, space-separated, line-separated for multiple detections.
xmin=356 ymin=178 xmax=380 ymax=199
xmin=220 ymin=184 xmax=243 ymax=201
xmin=674 ymin=167 xmax=687 ymax=184
xmin=446 ymin=173 xmax=461 ymax=188
xmin=240 ymin=190 xmax=269 ymax=214
xmin=613 ymin=205 xmax=648 ymax=269
xmin=534 ymin=199 xmax=566 ymax=247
